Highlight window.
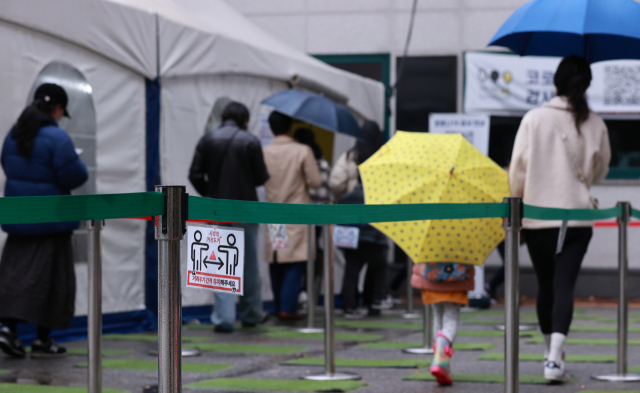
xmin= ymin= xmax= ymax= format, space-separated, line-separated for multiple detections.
xmin=396 ymin=56 xmax=457 ymax=132
xmin=27 ymin=61 xmax=97 ymax=263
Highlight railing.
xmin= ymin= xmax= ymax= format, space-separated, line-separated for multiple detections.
xmin=0 ymin=189 xmax=637 ymax=392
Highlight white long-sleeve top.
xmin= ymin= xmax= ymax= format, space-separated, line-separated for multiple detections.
xmin=509 ymin=96 xmax=611 ymax=229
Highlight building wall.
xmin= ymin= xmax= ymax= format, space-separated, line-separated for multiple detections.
xmin=227 ymin=0 xmax=528 ymax=55
xmin=226 ymin=0 xmax=529 ymax=129
xmin=228 ymin=0 xmax=640 ymax=280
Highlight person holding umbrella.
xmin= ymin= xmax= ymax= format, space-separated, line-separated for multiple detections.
xmin=263 ymin=111 xmax=322 ymax=320
xmin=509 ymin=55 xmax=611 ymax=381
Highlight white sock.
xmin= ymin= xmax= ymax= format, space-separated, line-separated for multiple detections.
xmin=543 ymin=334 xmax=551 ymax=359
xmin=441 ymin=302 xmax=460 ymax=342
xmin=548 ymin=333 xmax=566 ymax=363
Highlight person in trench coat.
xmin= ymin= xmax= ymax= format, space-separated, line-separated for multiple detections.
xmin=262 ymin=111 xmax=322 ymax=320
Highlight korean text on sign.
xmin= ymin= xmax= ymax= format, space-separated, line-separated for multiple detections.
xmin=186 ymin=224 xmax=245 ymax=295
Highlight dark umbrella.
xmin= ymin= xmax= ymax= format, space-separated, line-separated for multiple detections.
xmin=261 ymin=89 xmax=362 ymax=138
xmin=489 ymin=0 xmax=640 ymax=63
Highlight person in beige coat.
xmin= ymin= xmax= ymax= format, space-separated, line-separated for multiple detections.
xmin=509 ymin=55 xmax=611 ymax=382
xmin=263 ymin=111 xmax=322 ymax=320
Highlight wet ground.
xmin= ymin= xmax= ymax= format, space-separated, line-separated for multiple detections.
xmin=1 ymin=304 xmax=639 ymax=393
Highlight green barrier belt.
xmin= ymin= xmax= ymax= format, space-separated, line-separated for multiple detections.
xmin=523 ymin=205 xmax=621 ymax=221
xmin=632 ymin=208 xmax=640 ymax=220
xmin=188 ymin=196 xmax=509 ymax=224
xmin=0 ymin=192 xmax=164 ymax=225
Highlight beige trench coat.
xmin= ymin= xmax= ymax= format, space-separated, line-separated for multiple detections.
xmin=263 ymin=136 xmax=323 ymax=262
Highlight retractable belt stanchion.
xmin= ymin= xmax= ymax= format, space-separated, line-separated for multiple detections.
xmin=299 ymin=225 xmax=323 ymax=334
xmin=403 ymin=304 xmax=433 ymax=354
xmin=403 ymin=259 xmax=420 ymax=319
xmin=504 ymin=197 xmax=522 ymax=393
xmin=155 ymin=186 xmax=187 ymax=393
xmin=304 ymin=225 xmax=360 ymax=381
xmin=593 ymin=202 xmax=640 ymax=382
xmin=88 ymin=220 xmax=103 ymax=393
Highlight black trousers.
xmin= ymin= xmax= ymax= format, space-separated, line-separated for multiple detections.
xmin=341 ymin=244 xmax=387 ymax=310
xmin=524 ymin=227 xmax=592 ymax=335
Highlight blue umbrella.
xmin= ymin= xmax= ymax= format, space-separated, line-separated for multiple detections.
xmin=261 ymin=89 xmax=362 ymax=139
xmin=489 ymin=0 xmax=640 ymax=63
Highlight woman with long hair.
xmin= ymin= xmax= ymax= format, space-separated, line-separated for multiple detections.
xmin=0 ymin=83 xmax=88 ymax=358
xmin=510 ymin=55 xmax=611 ymax=381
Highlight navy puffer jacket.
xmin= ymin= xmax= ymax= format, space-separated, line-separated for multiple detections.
xmin=1 ymin=123 xmax=88 ymax=235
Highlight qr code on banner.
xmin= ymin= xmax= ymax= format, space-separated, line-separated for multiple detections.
xmin=604 ymin=65 xmax=640 ymax=106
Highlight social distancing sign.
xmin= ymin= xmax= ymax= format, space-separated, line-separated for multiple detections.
xmin=186 ymin=224 xmax=245 ymax=295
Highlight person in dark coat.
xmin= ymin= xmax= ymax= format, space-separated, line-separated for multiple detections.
xmin=338 ymin=176 xmax=388 ymax=318
xmin=0 ymin=83 xmax=88 ymax=358
xmin=189 ymin=101 xmax=270 ymax=333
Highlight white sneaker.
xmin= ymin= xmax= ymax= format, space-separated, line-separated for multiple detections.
xmin=544 ymin=360 xmax=567 ymax=382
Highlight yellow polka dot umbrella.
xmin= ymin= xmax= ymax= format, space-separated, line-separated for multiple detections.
xmin=359 ymin=131 xmax=509 ymax=265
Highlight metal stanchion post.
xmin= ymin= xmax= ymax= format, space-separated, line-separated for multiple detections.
xmin=593 ymin=202 xmax=640 ymax=382
xmin=403 ymin=304 xmax=434 ymax=354
xmin=88 ymin=220 xmax=103 ymax=393
xmin=403 ymin=259 xmax=420 ymax=319
xmin=299 ymin=225 xmax=323 ymax=334
xmin=504 ymin=197 xmax=522 ymax=393
xmin=304 ymin=225 xmax=360 ymax=381
xmin=155 ymin=186 xmax=187 ymax=393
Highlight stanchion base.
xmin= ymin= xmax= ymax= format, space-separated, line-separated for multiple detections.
xmin=296 ymin=328 xmax=324 ymax=334
xmin=303 ymin=372 xmax=361 ymax=381
xmin=591 ymin=373 xmax=640 ymax=382
xmin=402 ymin=313 xmax=421 ymax=319
xmin=402 ymin=347 xmax=434 ymax=355
xmin=494 ymin=324 xmax=538 ymax=331
xmin=147 ymin=348 xmax=201 ymax=357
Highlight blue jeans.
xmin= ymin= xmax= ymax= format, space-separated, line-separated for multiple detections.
xmin=269 ymin=261 xmax=305 ymax=314
xmin=210 ymin=223 xmax=263 ymax=326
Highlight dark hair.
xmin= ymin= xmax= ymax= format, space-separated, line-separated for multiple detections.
xmin=294 ymin=128 xmax=322 ymax=159
xmin=221 ymin=102 xmax=250 ymax=129
xmin=352 ymin=121 xmax=383 ymax=165
xmin=12 ymin=100 xmax=56 ymax=157
xmin=554 ymin=55 xmax=592 ymax=134
xmin=268 ymin=111 xmax=292 ymax=136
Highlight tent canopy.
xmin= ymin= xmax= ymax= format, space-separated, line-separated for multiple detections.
xmin=0 ymin=0 xmax=384 ymax=123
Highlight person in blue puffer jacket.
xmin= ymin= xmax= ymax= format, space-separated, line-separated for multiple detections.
xmin=0 ymin=83 xmax=87 ymax=359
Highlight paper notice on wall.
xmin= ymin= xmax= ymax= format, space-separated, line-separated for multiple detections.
xmin=429 ymin=113 xmax=490 ymax=156
xmin=186 ymin=224 xmax=245 ymax=295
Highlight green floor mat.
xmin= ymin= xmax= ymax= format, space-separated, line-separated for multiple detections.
xmin=404 ymin=372 xmax=573 ymax=384
xmin=581 ymin=391 xmax=640 ymax=393
xmin=183 ymin=342 xmax=305 ymax=354
xmin=334 ymin=320 xmax=422 ymax=330
xmin=264 ymin=331 xmax=382 ymax=342
xmin=184 ymin=324 xmax=286 ymax=332
xmin=66 ymin=348 xmax=132 ymax=357
xmin=571 ymin=325 xmax=640 ymax=333
xmin=527 ymin=337 xmax=640 ymax=346
xmin=358 ymin=341 xmax=496 ymax=351
xmin=282 ymin=357 xmax=430 ymax=368
xmin=462 ymin=319 xmax=538 ymax=326
xmin=0 ymin=384 xmax=126 ymax=393
xmin=77 ymin=359 xmax=231 ymax=373
xmin=185 ymin=378 xmax=367 ymax=392
xmin=103 ymin=333 xmax=209 ymax=343
xmin=457 ymin=330 xmax=537 ymax=338
xmin=476 ymin=352 xmax=616 ymax=363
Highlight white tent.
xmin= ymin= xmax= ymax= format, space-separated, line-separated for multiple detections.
xmin=0 ymin=0 xmax=385 ymax=330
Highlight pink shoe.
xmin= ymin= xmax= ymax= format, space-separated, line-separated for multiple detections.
xmin=430 ymin=330 xmax=454 ymax=386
